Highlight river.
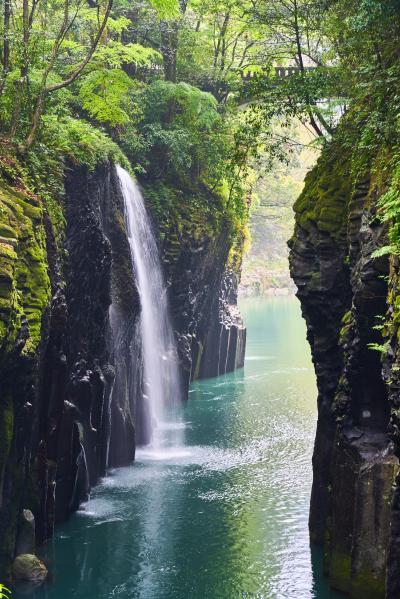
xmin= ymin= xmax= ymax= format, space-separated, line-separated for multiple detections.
xmin=17 ymin=297 xmax=344 ymax=599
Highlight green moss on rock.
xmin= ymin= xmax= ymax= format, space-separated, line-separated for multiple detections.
xmin=329 ymin=550 xmax=352 ymax=594
xmin=293 ymin=139 xmax=352 ymax=241
xmin=0 ymin=179 xmax=50 ymax=356
xmin=143 ymin=180 xmax=227 ymax=243
xmin=12 ymin=554 xmax=47 ymax=583
xmin=0 ymin=396 xmax=13 ymax=497
xmin=351 ymin=569 xmax=385 ymax=599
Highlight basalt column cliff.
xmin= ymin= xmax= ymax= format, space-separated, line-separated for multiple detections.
xmin=290 ymin=130 xmax=400 ymax=598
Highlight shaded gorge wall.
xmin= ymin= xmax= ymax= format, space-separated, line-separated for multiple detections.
xmin=289 ymin=133 xmax=400 ymax=599
xmin=141 ymin=180 xmax=246 ymax=390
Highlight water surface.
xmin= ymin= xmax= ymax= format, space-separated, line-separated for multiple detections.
xmin=17 ymin=297 xmax=344 ymax=599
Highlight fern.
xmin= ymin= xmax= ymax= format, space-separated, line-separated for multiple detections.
xmin=149 ymin=0 xmax=180 ymax=18
xmin=368 ymin=342 xmax=389 ymax=355
xmin=371 ymin=245 xmax=397 ymax=258
xmin=0 ymin=585 xmax=11 ymax=599
xmin=79 ymin=69 xmax=134 ymax=126
xmin=375 ymin=158 xmax=400 ymax=255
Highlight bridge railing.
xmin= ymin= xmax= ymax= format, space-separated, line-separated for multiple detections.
xmin=242 ymin=66 xmax=317 ymax=80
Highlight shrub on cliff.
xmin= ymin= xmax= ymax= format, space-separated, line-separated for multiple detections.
xmin=121 ymin=81 xmax=228 ymax=186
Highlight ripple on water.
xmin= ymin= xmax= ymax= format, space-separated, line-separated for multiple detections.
xmin=15 ymin=298 xmax=347 ymax=599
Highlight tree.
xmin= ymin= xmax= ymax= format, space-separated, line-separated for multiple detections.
xmin=23 ymin=0 xmax=114 ymax=150
xmin=0 ymin=0 xmax=180 ymax=149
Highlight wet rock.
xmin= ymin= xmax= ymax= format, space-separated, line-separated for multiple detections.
xmin=151 ymin=196 xmax=247 ymax=387
xmin=0 ymin=162 xmax=246 ymax=577
xmin=0 ymin=164 xmax=141 ymax=576
xmin=16 ymin=510 xmax=35 ymax=556
xmin=12 ymin=555 xmax=47 ymax=584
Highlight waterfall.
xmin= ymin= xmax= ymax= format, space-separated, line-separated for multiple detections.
xmin=116 ymin=166 xmax=183 ymax=451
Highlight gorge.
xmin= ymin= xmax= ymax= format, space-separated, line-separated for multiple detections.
xmin=0 ymin=159 xmax=246 ymax=581
xmin=1 ymin=1 xmax=400 ymax=598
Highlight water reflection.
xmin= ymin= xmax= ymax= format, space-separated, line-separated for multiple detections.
xmin=16 ymin=297 xmax=344 ymax=599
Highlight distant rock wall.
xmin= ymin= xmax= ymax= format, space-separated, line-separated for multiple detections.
xmin=194 ymin=265 xmax=246 ymax=380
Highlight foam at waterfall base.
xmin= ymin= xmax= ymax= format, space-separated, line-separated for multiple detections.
xmin=136 ymin=446 xmax=193 ymax=462
xmin=157 ymin=420 xmax=187 ymax=430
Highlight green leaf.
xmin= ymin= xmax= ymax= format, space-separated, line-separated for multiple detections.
xmin=149 ymin=0 xmax=180 ymax=19
xmin=79 ymin=69 xmax=135 ymax=126
xmin=371 ymin=245 xmax=397 ymax=258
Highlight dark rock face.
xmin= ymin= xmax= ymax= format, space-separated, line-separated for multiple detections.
xmin=141 ymin=180 xmax=247 ymax=390
xmin=0 ymin=164 xmax=142 ymax=578
xmin=157 ymin=213 xmax=246 ymax=389
xmin=194 ymin=265 xmax=246 ymax=380
xmin=289 ymin=145 xmax=400 ymax=598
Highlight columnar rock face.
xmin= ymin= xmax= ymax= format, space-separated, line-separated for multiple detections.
xmin=142 ymin=180 xmax=246 ymax=390
xmin=194 ymin=266 xmax=246 ymax=380
xmin=0 ymin=164 xmax=142 ymax=578
xmin=289 ymin=140 xmax=400 ymax=599
xmin=0 ymin=164 xmax=246 ymax=578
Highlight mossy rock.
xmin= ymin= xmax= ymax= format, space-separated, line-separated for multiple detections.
xmin=293 ymin=138 xmax=352 ymax=242
xmin=142 ymin=179 xmax=230 ymax=246
xmin=12 ymin=554 xmax=47 ymax=584
xmin=350 ymin=569 xmax=385 ymax=599
xmin=0 ymin=178 xmax=50 ymax=355
xmin=0 ymin=396 xmax=13 ymax=499
xmin=329 ymin=550 xmax=352 ymax=593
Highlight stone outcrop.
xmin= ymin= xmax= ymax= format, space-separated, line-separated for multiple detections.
xmin=289 ymin=138 xmax=400 ymax=598
xmin=12 ymin=554 xmax=47 ymax=583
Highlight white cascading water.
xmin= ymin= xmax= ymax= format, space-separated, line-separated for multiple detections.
xmin=116 ymin=166 xmax=183 ymax=452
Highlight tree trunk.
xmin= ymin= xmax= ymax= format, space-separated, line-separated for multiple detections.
xmin=293 ymin=0 xmax=324 ymax=137
xmin=160 ymin=0 xmax=187 ymax=83
xmin=24 ymin=92 xmax=44 ymax=149
xmin=23 ymin=0 xmax=113 ymax=150
xmin=3 ymin=0 xmax=10 ymax=72
xmin=161 ymin=23 xmax=178 ymax=82
xmin=0 ymin=0 xmax=11 ymax=96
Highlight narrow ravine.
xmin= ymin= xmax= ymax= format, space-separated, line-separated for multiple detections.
xmin=16 ymin=298 xmax=344 ymax=599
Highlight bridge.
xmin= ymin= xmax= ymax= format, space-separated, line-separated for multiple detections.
xmin=242 ymin=66 xmax=317 ymax=80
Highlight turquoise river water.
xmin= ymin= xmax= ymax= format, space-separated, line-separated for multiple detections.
xmin=16 ymin=297 xmax=345 ymax=599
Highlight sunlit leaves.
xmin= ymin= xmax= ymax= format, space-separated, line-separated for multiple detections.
xmin=149 ymin=0 xmax=180 ymax=19
xmin=93 ymin=41 xmax=161 ymax=69
xmin=77 ymin=41 xmax=161 ymax=126
xmin=79 ymin=69 xmax=134 ymax=126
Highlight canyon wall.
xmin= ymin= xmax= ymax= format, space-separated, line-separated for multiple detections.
xmin=289 ymin=137 xmax=400 ymax=599
xmin=142 ymin=180 xmax=246 ymax=389
xmin=0 ymin=162 xmax=245 ymax=578
xmin=0 ymin=164 xmax=142 ymax=577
